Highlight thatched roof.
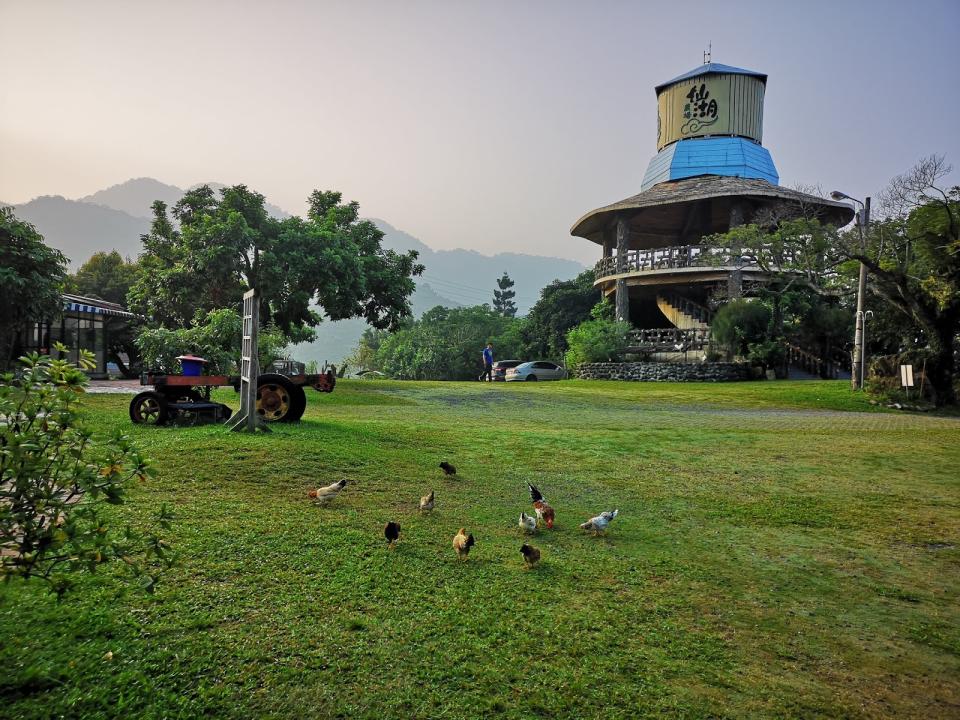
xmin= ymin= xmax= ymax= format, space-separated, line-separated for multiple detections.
xmin=571 ymin=175 xmax=855 ymax=248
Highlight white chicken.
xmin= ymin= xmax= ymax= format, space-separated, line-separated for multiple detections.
xmin=579 ymin=509 xmax=619 ymax=535
xmin=518 ymin=511 xmax=537 ymax=534
xmin=308 ymin=478 xmax=347 ymax=505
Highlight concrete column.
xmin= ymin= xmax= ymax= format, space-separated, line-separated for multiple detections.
xmin=727 ymin=202 xmax=745 ymax=299
xmin=615 ymin=217 xmax=629 ymax=323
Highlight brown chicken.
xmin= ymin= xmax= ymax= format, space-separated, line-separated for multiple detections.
xmin=384 ymin=521 xmax=401 ymax=549
xmin=452 ymin=528 xmax=475 ymax=560
xmin=528 ymin=483 xmax=555 ymax=528
xmin=520 ymin=543 xmax=541 ymax=568
xmin=419 ymin=490 xmax=435 ymax=513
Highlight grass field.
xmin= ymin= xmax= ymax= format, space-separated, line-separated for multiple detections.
xmin=2 ymin=379 xmax=958 ymax=719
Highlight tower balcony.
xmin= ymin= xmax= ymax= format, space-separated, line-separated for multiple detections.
xmin=594 ymin=244 xmax=762 ymax=285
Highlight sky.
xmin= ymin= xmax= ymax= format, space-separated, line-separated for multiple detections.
xmin=1 ymin=0 xmax=958 ymax=265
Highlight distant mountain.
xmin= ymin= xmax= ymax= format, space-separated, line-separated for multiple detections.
xmin=80 ymin=177 xmax=185 ymax=219
xmin=8 ymin=177 xmax=587 ymax=364
xmin=4 ymin=195 xmax=149 ymax=264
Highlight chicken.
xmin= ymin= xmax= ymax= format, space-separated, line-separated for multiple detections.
xmin=452 ymin=527 xmax=475 ymax=560
xmin=308 ymin=478 xmax=347 ymax=504
xmin=439 ymin=461 xmax=457 ymax=476
xmin=579 ymin=509 xmax=619 ymax=535
xmin=519 ymin=543 xmax=541 ymax=568
xmin=384 ymin=521 xmax=401 ymax=549
xmin=528 ymin=483 xmax=555 ymax=529
xmin=419 ymin=490 xmax=435 ymax=513
xmin=518 ymin=511 xmax=537 ymax=534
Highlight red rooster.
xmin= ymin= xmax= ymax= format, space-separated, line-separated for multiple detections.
xmin=528 ymin=483 xmax=555 ymax=529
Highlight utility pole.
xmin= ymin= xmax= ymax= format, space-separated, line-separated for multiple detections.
xmin=850 ymin=197 xmax=871 ymax=390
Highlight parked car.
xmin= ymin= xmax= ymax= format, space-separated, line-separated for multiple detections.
xmin=504 ymin=361 xmax=567 ymax=382
xmin=490 ymin=359 xmax=523 ymax=381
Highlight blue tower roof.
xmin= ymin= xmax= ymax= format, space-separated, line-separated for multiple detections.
xmin=655 ymin=63 xmax=767 ymax=93
xmin=640 ymin=137 xmax=779 ymax=191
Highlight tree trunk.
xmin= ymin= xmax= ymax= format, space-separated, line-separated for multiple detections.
xmin=925 ymin=318 xmax=957 ymax=406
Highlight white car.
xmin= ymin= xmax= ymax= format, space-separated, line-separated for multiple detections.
xmin=504 ymin=361 xmax=567 ymax=382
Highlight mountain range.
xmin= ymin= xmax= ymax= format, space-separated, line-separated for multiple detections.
xmin=2 ymin=177 xmax=586 ymax=363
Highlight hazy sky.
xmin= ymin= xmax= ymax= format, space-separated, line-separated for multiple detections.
xmin=2 ymin=0 xmax=958 ymax=265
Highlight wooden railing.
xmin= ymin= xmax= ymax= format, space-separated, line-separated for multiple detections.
xmin=625 ymin=327 xmax=711 ymax=352
xmin=595 ymin=245 xmax=799 ymax=279
xmin=784 ymin=343 xmax=843 ymax=379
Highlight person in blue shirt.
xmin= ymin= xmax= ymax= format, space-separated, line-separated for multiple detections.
xmin=481 ymin=342 xmax=494 ymax=382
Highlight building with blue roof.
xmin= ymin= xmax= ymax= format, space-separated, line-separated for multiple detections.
xmin=570 ymin=61 xmax=853 ymax=355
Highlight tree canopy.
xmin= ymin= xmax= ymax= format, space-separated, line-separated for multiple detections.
xmin=492 ymin=272 xmax=517 ymax=317
xmin=67 ymin=250 xmax=139 ymax=306
xmin=521 ymin=269 xmax=599 ymax=360
xmin=0 ymin=207 xmax=67 ymax=370
xmin=127 ymin=185 xmax=424 ymax=342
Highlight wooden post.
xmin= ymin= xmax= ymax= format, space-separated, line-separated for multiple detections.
xmin=615 ymin=217 xmax=629 ymax=323
xmin=229 ymin=289 xmax=270 ymax=433
xmin=727 ymin=203 xmax=745 ymax=299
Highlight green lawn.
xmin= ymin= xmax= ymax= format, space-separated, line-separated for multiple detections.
xmin=2 ymin=379 xmax=958 ymax=719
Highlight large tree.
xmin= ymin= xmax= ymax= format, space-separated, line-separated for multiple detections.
xmin=0 ymin=208 xmax=67 ymax=370
xmin=127 ymin=185 xmax=424 ymax=341
xmin=521 ymin=269 xmax=600 ymax=359
xmin=704 ymin=156 xmax=959 ymax=405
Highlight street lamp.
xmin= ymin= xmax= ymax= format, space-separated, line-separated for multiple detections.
xmin=830 ymin=190 xmax=871 ymax=390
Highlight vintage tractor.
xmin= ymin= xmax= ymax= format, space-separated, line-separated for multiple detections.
xmin=129 ymin=356 xmax=336 ymax=426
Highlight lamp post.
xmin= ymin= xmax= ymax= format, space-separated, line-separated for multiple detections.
xmin=830 ymin=190 xmax=871 ymax=390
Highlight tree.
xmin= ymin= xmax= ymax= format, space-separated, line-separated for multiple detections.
xmin=127 ymin=185 xmax=424 ymax=342
xmin=375 ymin=305 xmax=523 ymax=380
xmin=68 ymin=251 xmax=143 ymax=376
xmin=0 ymin=208 xmax=67 ymax=370
xmin=701 ymin=156 xmax=959 ymax=403
xmin=67 ymin=250 xmax=139 ymax=305
xmin=710 ymin=299 xmax=772 ymax=357
xmin=521 ymin=269 xmax=600 ymax=359
xmin=1 ymin=347 xmax=174 ymax=596
xmin=492 ymin=272 xmax=517 ymax=317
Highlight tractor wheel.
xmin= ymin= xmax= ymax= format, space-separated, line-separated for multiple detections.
xmin=130 ymin=391 xmax=169 ymax=425
xmin=218 ymin=403 xmax=233 ymax=422
xmin=288 ymin=386 xmax=307 ymax=421
xmin=525 ymin=374 xmax=538 ymax=382
xmin=256 ymin=373 xmax=298 ymax=422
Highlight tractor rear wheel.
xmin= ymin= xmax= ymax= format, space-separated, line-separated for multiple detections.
xmin=288 ymin=386 xmax=307 ymax=421
xmin=130 ymin=391 xmax=169 ymax=425
xmin=256 ymin=374 xmax=299 ymax=422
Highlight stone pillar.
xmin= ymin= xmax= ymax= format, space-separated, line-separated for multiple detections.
xmin=727 ymin=202 xmax=745 ymax=299
xmin=615 ymin=217 xmax=629 ymax=323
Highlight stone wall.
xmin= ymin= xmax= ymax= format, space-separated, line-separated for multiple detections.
xmin=574 ymin=362 xmax=751 ymax=382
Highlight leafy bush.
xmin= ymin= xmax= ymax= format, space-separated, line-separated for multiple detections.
xmin=747 ymin=339 xmax=786 ymax=371
xmin=711 ymin=300 xmax=772 ymax=357
xmin=1 ymin=345 xmax=174 ymax=596
xmin=136 ymin=308 xmax=287 ymax=375
xmin=564 ymin=301 xmax=631 ymax=366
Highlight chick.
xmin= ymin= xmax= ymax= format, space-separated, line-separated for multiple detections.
xmin=579 ymin=509 xmax=619 ymax=536
xmin=439 ymin=461 xmax=457 ymax=476
xmin=452 ymin=527 xmax=475 ymax=560
xmin=384 ymin=521 xmax=401 ymax=549
xmin=308 ymin=478 xmax=347 ymax=505
xmin=419 ymin=490 xmax=435 ymax=513
xmin=519 ymin=543 xmax=541 ymax=568
xmin=518 ymin=511 xmax=537 ymax=534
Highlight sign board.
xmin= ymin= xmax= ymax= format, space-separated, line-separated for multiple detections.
xmin=656 ymin=73 xmax=765 ymax=151
xmin=899 ymin=364 xmax=914 ymax=388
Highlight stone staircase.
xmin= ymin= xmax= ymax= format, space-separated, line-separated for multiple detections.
xmin=656 ymin=292 xmax=712 ymax=330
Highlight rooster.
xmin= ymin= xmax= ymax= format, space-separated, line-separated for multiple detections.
xmin=419 ymin=490 xmax=435 ymax=513
xmin=308 ymin=478 xmax=347 ymax=505
xmin=518 ymin=511 xmax=537 ymax=534
xmin=528 ymin=483 xmax=555 ymax=529
xmin=384 ymin=521 xmax=401 ymax=549
xmin=452 ymin=528 xmax=475 ymax=560
xmin=520 ymin=544 xmax=541 ymax=568
xmin=579 ymin=509 xmax=619 ymax=536
xmin=439 ymin=461 xmax=457 ymax=476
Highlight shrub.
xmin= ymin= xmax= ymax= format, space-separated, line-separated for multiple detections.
xmin=564 ymin=302 xmax=631 ymax=366
xmin=1 ymin=345 xmax=174 ymax=596
xmin=711 ymin=300 xmax=772 ymax=357
xmin=136 ymin=308 xmax=287 ymax=375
